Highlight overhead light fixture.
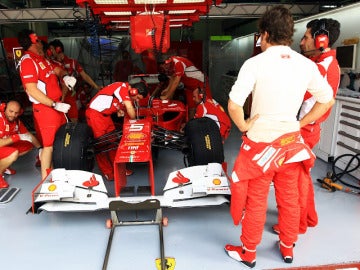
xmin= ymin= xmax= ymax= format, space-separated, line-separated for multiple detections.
xmin=104 ymin=11 xmax=132 ymax=15
xmin=114 ymin=25 xmax=129 ymax=29
xmin=170 ymin=24 xmax=184 ymax=27
xmin=136 ymin=11 xmax=163 ymax=15
xmin=321 ymin=5 xmax=337 ymax=9
xmin=95 ymin=0 xmax=128 ymax=4
xmin=170 ymin=18 xmax=188 ymax=22
xmin=111 ymin=20 xmax=130 ymax=23
xmin=169 ymin=10 xmax=196 ymax=14
xmin=173 ymin=0 xmax=205 ymax=3
xmin=134 ymin=0 xmax=167 ymax=3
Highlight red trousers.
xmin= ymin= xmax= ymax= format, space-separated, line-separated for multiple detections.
xmin=231 ymin=162 xmax=303 ymax=248
xmin=299 ymin=123 xmax=321 ymax=232
xmin=230 ymin=133 xmax=315 ymax=248
xmin=86 ymin=109 xmax=117 ymax=178
xmin=0 ymin=141 xmax=33 ymax=159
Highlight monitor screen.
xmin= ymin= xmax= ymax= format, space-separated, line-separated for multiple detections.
xmin=336 ymin=44 xmax=356 ymax=70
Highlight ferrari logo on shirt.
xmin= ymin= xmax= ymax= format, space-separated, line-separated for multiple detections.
xmin=5 ymin=124 xmax=9 ymax=132
xmin=277 ymin=157 xmax=285 ymax=166
xmin=39 ymin=62 xmax=46 ymax=70
xmin=280 ymin=135 xmax=295 ymax=146
xmin=15 ymin=49 xmax=22 ymax=58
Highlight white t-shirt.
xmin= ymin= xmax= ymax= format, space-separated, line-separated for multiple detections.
xmin=229 ymin=45 xmax=333 ymax=142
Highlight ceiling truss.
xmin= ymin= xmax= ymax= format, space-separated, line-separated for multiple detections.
xmin=0 ymin=3 xmax=320 ymax=25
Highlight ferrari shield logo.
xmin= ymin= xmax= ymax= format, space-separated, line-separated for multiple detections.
xmin=15 ymin=49 xmax=22 ymax=58
xmin=155 ymin=257 xmax=175 ymax=270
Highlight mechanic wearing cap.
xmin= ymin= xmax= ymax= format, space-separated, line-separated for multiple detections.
xmin=0 ymin=100 xmax=41 ymax=188
xmin=272 ymin=18 xmax=341 ymax=236
xmin=224 ymin=6 xmax=335 ymax=267
xmin=86 ymin=81 xmax=148 ymax=181
xmin=192 ymin=87 xmax=231 ymax=141
xmin=17 ymin=29 xmax=75 ymax=180
xmin=159 ymin=56 xmax=213 ymax=119
xmin=49 ymin=39 xmax=101 ymax=122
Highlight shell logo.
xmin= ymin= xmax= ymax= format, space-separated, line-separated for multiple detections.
xmin=212 ymin=178 xmax=221 ymax=185
xmin=48 ymin=184 xmax=57 ymax=192
xmin=127 ymin=132 xmax=145 ymax=140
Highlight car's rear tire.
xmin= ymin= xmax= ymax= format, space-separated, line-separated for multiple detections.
xmin=184 ymin=117 xmax=224 ymax=166
xmin=53 ymin=122 xmax=95 ymax=171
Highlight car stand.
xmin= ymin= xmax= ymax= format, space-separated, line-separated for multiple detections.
xmin=102 ymin=199 xmax=168 ymax=270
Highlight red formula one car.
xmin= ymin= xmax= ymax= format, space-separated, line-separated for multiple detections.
xmin=52 ymin=76 xmax=224 ymax=195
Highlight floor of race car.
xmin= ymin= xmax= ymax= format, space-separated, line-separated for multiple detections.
xmin=1 ymin=127 xmax=359 ymax=270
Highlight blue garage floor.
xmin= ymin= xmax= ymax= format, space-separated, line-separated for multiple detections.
xmin=1 ymin=126 xmax=359 ymax=270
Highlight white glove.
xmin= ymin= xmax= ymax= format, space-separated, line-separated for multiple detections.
xmin=63 ymin=75 xmax=77 ymax=90
xmin=54 ymin=102 xmax=71 ymax=113
xmin=19 ymin=133 xmax=32 ymax=143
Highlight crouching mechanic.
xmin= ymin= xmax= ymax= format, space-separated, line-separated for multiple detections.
xmin=0 ymin=101 xmax=41 ymax=188
xmin=192 ymin=87 xmax=231 ymax=141
xmin=86 ymin=81 xmax=148 ymax=181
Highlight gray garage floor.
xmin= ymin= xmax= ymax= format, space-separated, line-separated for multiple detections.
xmin=0 ymin=126 xmax=359 ymax=270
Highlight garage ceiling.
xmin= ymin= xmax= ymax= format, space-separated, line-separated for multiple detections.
xmin=0 ymin=0 xmax=359 ymax=36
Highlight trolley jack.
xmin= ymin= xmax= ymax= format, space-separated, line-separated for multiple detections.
xmin=102 ymin=199 xmax=174 ymax=270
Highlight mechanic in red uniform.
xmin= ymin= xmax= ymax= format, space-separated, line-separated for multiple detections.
xmin=86 ymin=81 xmax=148 ymax=180
xmin=34 ymin=40 xmax=74 ymax=154
xmin=224 ymin=6 xmax=335 ymax=268
xmin=49 ymin=39 xmax=101 ymax=122
xmin=17 ymin=29 xmax=74 ymax=180
xmin=192 ymin=87 xmax=231 ymax=141
xmin=0 ymin=101 xmax=42 ymax=188
xmin=272 ymin=18 xmax=341 ymax=235
xmin=160 ymin=56 xmax=213 ymax=119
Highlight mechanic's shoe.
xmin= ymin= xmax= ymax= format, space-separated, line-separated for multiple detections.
xmin=4 ymin=168 xmax=16 ymax=175
xmin=126 ymin=169 xmax=133 ymax=176
xmin=224 ymin=244 xmax=256 ymax=268
xmin=35 ymin=155 xmax=41 ymax=167
xmin=279 ymin=241 xmax=295 ymax=263
xmin=272 ymin=224 xmax=280 ymax=235
xmin=0 ymin=175 xmax=9 ymax=189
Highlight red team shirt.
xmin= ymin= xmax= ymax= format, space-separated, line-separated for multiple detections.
xmin=19 ymin=51 xmax=66 ymax=147
xmin=88 ymin=82 xmax=131 ymax=115
xmin=170 ymin=56 xmax=213 ymax=107
xmin=19 ymin=51 xmax=63 ymax=103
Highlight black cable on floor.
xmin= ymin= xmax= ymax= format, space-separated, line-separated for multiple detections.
xmin=331 ymin=153 xmax=360 ymax=190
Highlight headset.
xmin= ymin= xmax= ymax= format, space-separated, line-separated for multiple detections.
xmin=314 ymin=22 xmax=329 ymax=52
xmin=55 ymin=46 xmax=63 ymax=54
xmin=46 ymin=48 xmax=53 ymax=57
xmin=129 ymin=88 xmax=139 ymax=97
xmin=197 ymin=87 xmax=206 ymax=103
xmin=29 ymin=33 xmax=38 ymax=44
